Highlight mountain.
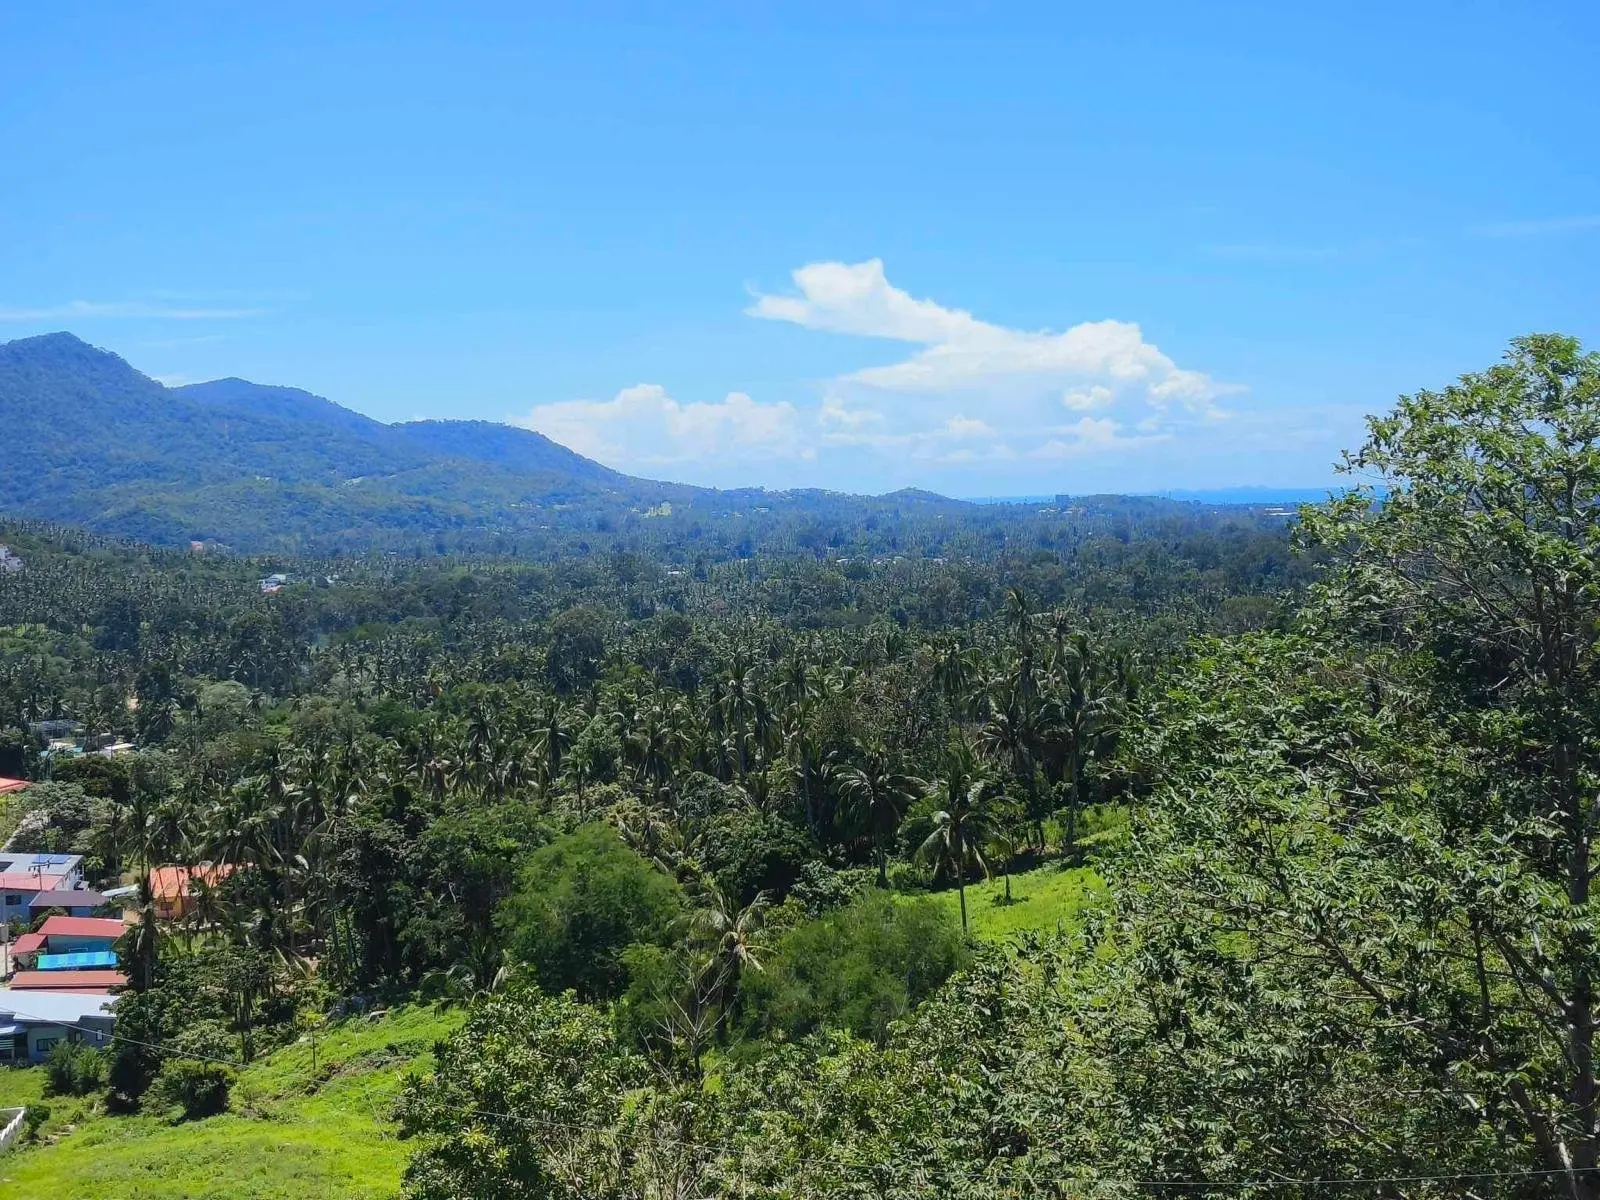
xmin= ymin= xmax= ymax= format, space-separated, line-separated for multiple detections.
xmin=0 ymin=332 xmax=708 ymax=550
xmin=0 ymin=332 xmax=990 ymax=554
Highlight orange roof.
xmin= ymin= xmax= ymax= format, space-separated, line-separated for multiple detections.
xmin=10 ymin=933 xmax=45 ymax=956
xmin=36 ymin=916 xmax=126 ymax=941
xmin=0 ymin=778 xmax=28 ymax=795
xmin=0 ymin=874 xmax=65 ymax=892
xmin=9 ymin=969 xmax=126 ymax=990
xmin=149 ymin=863 xmax=234 ymax=901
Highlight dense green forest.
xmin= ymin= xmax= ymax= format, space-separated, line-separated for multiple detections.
xmin=3 ymin=336 xmax=1597 ymax=1198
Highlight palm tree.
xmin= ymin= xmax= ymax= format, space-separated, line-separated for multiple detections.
xmin=836 ymin=741 xmax=923 ymax=887
xmin=918 ymin=737 xmax=996 ymax=934
xmin=689 ymin=883 xmax=769 ymax=1040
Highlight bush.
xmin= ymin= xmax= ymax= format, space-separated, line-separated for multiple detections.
xmin=21 ymin=1103 xmax=50 ymax=1142
xmin=740 ymin=890 xmax=969 ymax=1044
xmin=152 ymin=1058 xmax=235 ymax=1120
xmin=497 ymin=823 xmax=683 ymax=999
xmin=44 ymin=1040 xmax=105 ymax=1097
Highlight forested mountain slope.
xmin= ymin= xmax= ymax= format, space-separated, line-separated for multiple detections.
xmin=0 ymin=333 xmax=690 ymax=551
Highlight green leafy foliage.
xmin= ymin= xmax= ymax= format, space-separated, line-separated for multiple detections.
xmin=44 ymin=1041 xmax=106 ymax=1097
xmin=740 ymin=890 xmax=969 ymax=1043
xmin=496 ymin=824 xmax=684 ymax=999
xmin=151 ymin=1060 xmax=236 ymax=1122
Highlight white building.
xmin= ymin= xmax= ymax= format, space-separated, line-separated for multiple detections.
xmin=0 ymin=991 xmax=115 ymax=1062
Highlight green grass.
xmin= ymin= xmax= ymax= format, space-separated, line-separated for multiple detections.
xmin=922 ymin=862 xmax=1105 ymax=941
xmin=0 ymin=1004 xmax=464 ymax=1200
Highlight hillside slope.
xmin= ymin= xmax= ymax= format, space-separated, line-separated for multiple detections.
xmin=0 ymin=1005 xmax=461 ymax=1200
xmin=0 ymin=333 xmax=690 ymax=551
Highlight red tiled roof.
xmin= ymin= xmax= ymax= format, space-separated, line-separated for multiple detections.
xmin=10 ymin=933 xmax=45 ymax=956
xmin=150 ymin=863 xmax=235 ymax=900
xmin=0 ymin=778 xmax=29 ymax=795
xmin=0 ymin=873 xmax=65 ymax=892
xmin=35 ymin=916 xmax=126 ymax=941
xmin=8 ymin=969 xmax=126 ymax=990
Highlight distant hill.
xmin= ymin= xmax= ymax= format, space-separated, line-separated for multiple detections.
xmin=0 ymin=332 xmax=1305 ymax=555
xmin=0 ymin=332 xmax=724 ymax=550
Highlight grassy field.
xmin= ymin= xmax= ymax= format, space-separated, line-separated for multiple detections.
xmin=924 ymin=862 xmax=1105 ymax=941
xmin=0 ymin=1004 xmax=463 ymax=1200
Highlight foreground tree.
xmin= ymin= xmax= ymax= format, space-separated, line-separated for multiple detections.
xmin=1105 ymin=335 xmax=1600 ymax=1195
xmin=1306 ymin=334 xmax=1600 ymax=1197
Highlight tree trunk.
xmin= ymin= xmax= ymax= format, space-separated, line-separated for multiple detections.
xmin=956 ymin=853 xmax=968 ymax=933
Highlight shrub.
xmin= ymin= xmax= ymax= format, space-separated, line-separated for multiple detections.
xmin=152 ymin=1058 xmax=235 ymax=1120
xmin=21 ymin=1104 xmax=49 ymax=1142
xmin=497 ymin=823 xmax=683 ymax=999
xmin=44 ymin=1041 xmax=105 ymax=1097
xmin=740 ymin=890 xmax=969 ymax=1043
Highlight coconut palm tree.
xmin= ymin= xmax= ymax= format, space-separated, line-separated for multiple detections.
xmin=689 ymin=882 xmax=770 ymax=1040
xmin=918 ymin=737 xmax=997 ymax=934
xmin=836 ymin=741 xmax=924 ymax=887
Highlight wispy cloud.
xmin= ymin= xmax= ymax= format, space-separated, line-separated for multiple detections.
xmin=0 ymin=300 xmax=264 ymax=321
xmin=1474 ymin=215 xmax=1600 ymax=238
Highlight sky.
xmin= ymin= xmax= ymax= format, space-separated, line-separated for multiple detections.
xmin=3 ymin=2 xmax=1598 ymax=497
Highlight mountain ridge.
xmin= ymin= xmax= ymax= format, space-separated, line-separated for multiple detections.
xmin=0 ymin=332 xmax=979 ymax=552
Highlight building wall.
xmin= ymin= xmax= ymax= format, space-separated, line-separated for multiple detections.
xmin=25 ymin=1025 xmax=69 ymax=1062
xmin=44 ymin=935 xmax=118 ymax=954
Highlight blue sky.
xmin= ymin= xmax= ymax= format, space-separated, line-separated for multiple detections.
xmin=3 ymin=2 xmax=1598 ymax=496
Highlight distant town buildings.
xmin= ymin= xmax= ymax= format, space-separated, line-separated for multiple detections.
xmin=0 ymin=546 xmax=21 ymax=574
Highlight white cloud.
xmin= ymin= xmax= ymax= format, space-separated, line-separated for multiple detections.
xmin=818 ymin=397 xmax=884 ymax=431
xmin=749 ymin=258 xmax=1234 ymax=409
xmin=1062 ymin=384 xmax=1114 ymax=411
xmin=0 ymin=300 xmax=263 ymax=321
xmin=514 ymin=384 xmax=808 ymax=469
xmin=1030 ymin=417 xmax=1172 ymax=459
xmin=943 ymin=414 xmax=994 ymax=439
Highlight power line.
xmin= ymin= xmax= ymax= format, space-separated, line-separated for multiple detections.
xmin=2 ymin=1007 xmax=243 ymax=1069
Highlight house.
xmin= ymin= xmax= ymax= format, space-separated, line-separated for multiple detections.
xmin=0 ymin=853 xmax=83 ymax=890
xmin=0 ymin=855 xmax=85 ymax=927
xmin=25 ymin=889 xmax=111 ymax=919
xmin=0 ymin=547 xmax=21 ymax=575
xmin=0 ymin=991 xmax=114 ymax=1062
xmin=29 ymin=916 xmax=125 ymax=955
xmin=260 ymin=573 xmax=288 ymax=594
xmin=149 ymin=863 xmax=235 ymax=921
xmin=11 ymin=917 xmax=126 ymax=993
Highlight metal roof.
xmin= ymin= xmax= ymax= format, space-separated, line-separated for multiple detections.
xmin=0 ymin=990 xmax=115 ymax=1024
xmin=35 ymin=916 xmax=126 ymax=940
xmin=8 ymin=969 xmax=126 ymax=991
xmin=26 ymin=889 xmax=109 ymax=910
xmin=37 ymin=951 xmax=119 ymax=971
